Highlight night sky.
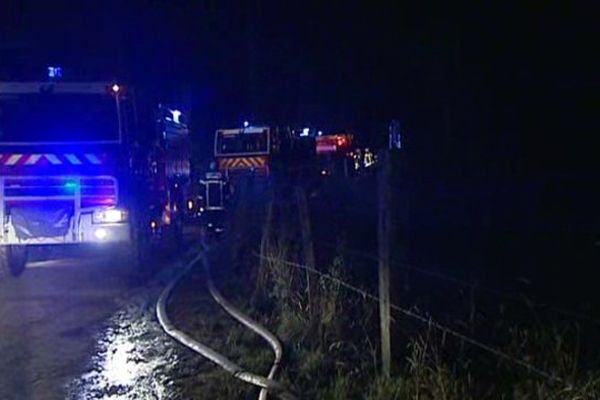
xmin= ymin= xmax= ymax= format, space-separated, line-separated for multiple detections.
xmin=0 ymin=1 xmax=598 ymax=294
xmin=1 ymin=1 xmax=596 ymax=174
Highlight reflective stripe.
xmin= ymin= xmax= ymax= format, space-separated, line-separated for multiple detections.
xmin=44 ymin=154 xmax=62 ymax=165
xmin=5 ymin=154 xmax=23 ymax=165
xmin=24 ymin=154 xmax=42 ymax=165
xmin=64 ymin=154 xmax=82 ymax=165
xmin=219 ymin=157 xmax=267 ymax=170
xmin=84 ymin=153 xmax=101 ymax=165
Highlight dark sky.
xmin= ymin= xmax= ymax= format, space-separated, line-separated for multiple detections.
xmin=1 ymin=1 xmax=596 ymax=174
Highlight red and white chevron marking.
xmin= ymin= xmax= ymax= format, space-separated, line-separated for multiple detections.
xmin=218 ymin=156 xmax=267 ymax=170
xmin=0 ymin=153 xmax=104 ymax=166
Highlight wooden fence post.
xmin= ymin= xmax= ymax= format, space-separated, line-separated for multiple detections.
xmin=296 ymin=186 xmax=316 ymax=322
xmin=378 ymin=150 xmax=392 ymax=377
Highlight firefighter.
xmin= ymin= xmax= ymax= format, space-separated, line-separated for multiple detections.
xmin=364 ymin=148 xmax=375 ymax=168
xmin=353 ymin=148 xmax=362 ymax=171
xmin=200 ymin=161 xmax=226 ymax=237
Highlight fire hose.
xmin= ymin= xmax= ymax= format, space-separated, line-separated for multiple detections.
xmin=156 ymin=244 xmax=296 ymax=400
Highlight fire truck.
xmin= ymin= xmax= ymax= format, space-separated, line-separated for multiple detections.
xmin=315 ymin=133 xmax=353 ymax=176
xmin=213 ymin=125 xmax=319 ymax=176
xmin=214 ymin=126 xmax=273 ymax=176
xmin=0 ymin=74 xmax=189 ymax=277
xmin=151 ymin=105 xmax=191 ymax=243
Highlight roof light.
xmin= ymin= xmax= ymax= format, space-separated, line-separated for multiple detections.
xmin=48 ymin=66 xmax=62 ymax=79
xmin=171 ymin=109 xmax=182 ymax=124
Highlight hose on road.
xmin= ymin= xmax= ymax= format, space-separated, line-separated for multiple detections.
xmin=156 ymin=244 xmax=297 ymax=400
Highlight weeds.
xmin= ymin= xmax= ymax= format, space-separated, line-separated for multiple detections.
xmin=216 ymin=184 xmax=600 ymax=399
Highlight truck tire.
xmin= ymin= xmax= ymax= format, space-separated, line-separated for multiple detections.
xmin=0 ymin=246 xmax=28 ymax=278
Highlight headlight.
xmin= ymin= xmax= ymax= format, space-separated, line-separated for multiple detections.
xmin=93 ymin=208 xmax=128 ymax=224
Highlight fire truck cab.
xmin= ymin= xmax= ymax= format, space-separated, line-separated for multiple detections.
xmin=0 ymin=76 xmax=176 ymax=277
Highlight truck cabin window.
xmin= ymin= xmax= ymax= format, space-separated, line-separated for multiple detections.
xmin=218 ymin=131 xmax=268 ymax=154
xmin=0 ymin=93 xmax=120 ymax=143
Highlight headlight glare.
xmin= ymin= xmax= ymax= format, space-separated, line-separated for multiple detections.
xmin=93 ymin=208 xmax=128 ymax=224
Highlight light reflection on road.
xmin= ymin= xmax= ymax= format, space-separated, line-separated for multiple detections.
xmin=70 ymin=304 xmax=179 ymax=400
xmin=103 ymin=338 xmax=137 ymax=387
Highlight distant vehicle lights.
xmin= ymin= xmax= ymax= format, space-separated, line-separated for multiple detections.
xmin=316 ymin=134 xmax=352 ymax=154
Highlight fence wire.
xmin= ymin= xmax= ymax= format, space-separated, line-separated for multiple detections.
xmin=256 ymin=253 xmax=563 ymax=384
xmin=320 ymin=241 xmax=600 ymax=326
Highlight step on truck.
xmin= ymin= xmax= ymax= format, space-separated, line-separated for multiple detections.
xmin=0 ymin=76 xmax=186 ymax=277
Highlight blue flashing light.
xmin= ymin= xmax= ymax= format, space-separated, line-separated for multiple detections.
xmin=301 ymin=128 xmax=310 ymax=137
xmin=243 ymin=121 xmax=249 ymax=128
xmin=48 ymin=66 xmax=62 ymax=79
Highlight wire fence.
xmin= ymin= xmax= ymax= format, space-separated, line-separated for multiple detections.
xmin=319 ymin=241 xmax=600 ymax=326
xmin=236 ymin=179 xmax=596 ymax=388
xmin=270 ymin=190 xmax=600 ymax=326
xmin=255 ymin=252 xmax=564 ymax=384
xmin=268 ymin=180 xmax=598 ymax=325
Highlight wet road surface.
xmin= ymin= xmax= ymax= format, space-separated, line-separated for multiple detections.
xmin=0 ymin=249 xmax=185 ymax=400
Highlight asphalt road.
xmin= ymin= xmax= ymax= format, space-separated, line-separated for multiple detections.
xmin=0 ymin=248 xmax=157 ymax=400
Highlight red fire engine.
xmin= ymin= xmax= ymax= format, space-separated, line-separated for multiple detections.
xmin=0 ymin=74 xmax=190 ymax=277
xmin=315 ymin=133 xmax=353 ymax=176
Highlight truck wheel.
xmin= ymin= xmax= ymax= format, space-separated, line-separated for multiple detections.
xmin=0 ymin=246 xmax=28 ymax=278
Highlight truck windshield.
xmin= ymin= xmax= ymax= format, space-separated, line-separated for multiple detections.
xmin=216 ymin=131 xmax=269 ymax=155
xmin=0 ymin=93 xmax=119 ymax=143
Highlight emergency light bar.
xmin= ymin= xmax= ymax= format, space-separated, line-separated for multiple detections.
xmin=2 ymin=176 xmax=118 ymax=207
xmin=48 ymin=66 xmax=62 ymax=79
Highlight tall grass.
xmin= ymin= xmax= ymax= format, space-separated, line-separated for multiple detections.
xmin=241 ymin=185 xmax=600 ymax=399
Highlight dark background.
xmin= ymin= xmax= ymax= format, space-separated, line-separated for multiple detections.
xmin=1 ymin=1 xmax=598 ymax=297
